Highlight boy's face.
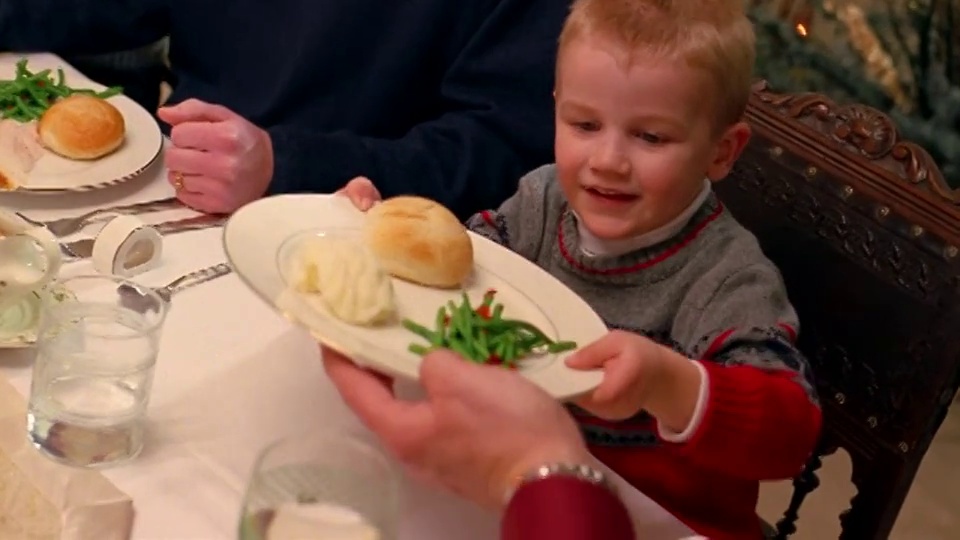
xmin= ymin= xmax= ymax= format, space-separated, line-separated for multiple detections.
xmin=554 ymin=36 xmax=750 ymax=240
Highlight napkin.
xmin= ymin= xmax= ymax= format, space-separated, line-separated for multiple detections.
xmin=0 ymin=374 xmax=134 ymax=540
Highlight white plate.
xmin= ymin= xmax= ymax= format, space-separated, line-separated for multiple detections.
xmin=0 ymin=53 xmax=163 ymax=194
xmin=0 ymin=283 xmax=73 ymax=349
xmin=223 ymin=194 xmax=605 ymax=400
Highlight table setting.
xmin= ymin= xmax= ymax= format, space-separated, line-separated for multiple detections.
xmin=0 ymin=52 xmax=696 ymax=539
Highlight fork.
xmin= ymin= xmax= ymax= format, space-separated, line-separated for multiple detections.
xmin=20 ymin=197 xmax=182 ymax=237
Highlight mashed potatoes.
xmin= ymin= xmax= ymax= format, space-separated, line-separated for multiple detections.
xmin=288 ymin=236 xmax=396 ymax=326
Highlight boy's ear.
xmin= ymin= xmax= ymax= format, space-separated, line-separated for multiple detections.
xmin=706 ymin=121 xmax=751 ymax=181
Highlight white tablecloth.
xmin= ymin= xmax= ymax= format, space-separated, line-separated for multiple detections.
xmin=0 ymin=54 xmax=693 ymax=540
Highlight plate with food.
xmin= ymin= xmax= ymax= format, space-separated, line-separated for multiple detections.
xmin=223 ymin=194 xmax=606 ymax=400
xmin=0 ymin=55 xmax=163 ymax=194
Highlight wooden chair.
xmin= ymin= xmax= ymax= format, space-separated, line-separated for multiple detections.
xmin=716 ymin=81 xmax=960 ymax=539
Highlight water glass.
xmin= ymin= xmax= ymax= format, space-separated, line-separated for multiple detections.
xmin=239 ymin=432 xmax=399 ymax=540
xmin=27 ymin=274 xmax=168 ymax=468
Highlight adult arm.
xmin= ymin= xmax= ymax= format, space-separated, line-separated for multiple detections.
xmin=267 ymin=0 xmax=564 ymax=219
xmin=502 ymin=476 xmax=635 ymax=540
xmin=0 ymin=0 xmax=168 ymax=54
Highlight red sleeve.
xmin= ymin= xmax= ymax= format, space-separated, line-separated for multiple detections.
xmin=501 ymin=476 xmax=635 ymax=540
xmin=667 ymin=362 xmax=822 ymax=480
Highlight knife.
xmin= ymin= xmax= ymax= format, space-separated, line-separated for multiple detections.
xmin=60 ymin=214 xmax=228 ymax=259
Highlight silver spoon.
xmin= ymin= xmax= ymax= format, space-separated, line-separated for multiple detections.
xmin=118 ymin=263 xmax=233 ymax=313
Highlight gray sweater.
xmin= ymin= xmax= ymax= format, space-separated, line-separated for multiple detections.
xmin=466 ymin=164 xmax=817 ymax=447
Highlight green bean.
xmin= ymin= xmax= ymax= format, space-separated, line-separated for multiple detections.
xmin=12 ymin=96 xmax=31 ymax=118
xmin=507 ymin=334 xmax=520 ymax=363
xmin=476 ymin=330 xmax=490 ymax=359
xmin=547 ymin=341 xmax=578 ymax=353
xmin=402 ymin=290 xmax=578 ymax=368
xmin=402 ymin=319 xmax=436 ymax=342
xmin=96 ymin=86 xmax=123 ymax=99
xmin=496 ymin=333 xmax=508 ymax=363
xmin=409 ymin=343 xmax=431 ymax=356
xmin=448 ymin=337 xmax=477 ymax=363
xmin=431 ymin=307 xmax=448 ymax=346
xmin=457 ymin=299 xmax=474 ymax=344
xmin=29 ymin=69 xmax=51 ymax=81
xmin=0 ymin=58 xmax=125 ymax=122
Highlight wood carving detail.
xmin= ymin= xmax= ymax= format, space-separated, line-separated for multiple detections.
xmin=751 ymin=81 xmax=959 ymax=205
xmin=801 ymin=328 xmax=921 ymax=442
xmin=731 ymin=161 xmax=937 ymax=298
xmin=728 ymin=161 xmax=949 ymax=445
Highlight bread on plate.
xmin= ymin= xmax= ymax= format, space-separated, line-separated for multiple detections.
xmin=363 ymin=196 xmax=474 ymax=288
xmin=38 ymin=94 xmax=125 ymax=160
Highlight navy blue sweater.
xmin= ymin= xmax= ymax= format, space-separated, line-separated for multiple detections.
xmin=0 ymin=1 xmax=568 ymax=217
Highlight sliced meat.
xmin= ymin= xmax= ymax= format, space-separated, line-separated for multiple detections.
xmin=0 ymin=119 xmax=42 ymax=189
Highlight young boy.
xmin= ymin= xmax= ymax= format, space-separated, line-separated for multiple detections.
xmin=340 ymin=1 xmax=821 ymax=538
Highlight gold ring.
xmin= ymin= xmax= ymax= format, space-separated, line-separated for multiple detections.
xmin=173 ymin=171 xmax=185 ymax=191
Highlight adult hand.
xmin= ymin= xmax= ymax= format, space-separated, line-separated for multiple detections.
xmin=158 ymin=99 xmax=274 ymax=214
xmin=321 ymin=346 xmax=592 ymax=509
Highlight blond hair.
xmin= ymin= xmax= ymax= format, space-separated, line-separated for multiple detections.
xmin=558 ymin=0 xmax=755 ymax=130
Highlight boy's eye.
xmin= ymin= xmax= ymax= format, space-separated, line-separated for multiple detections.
xmin=634 ymin=131 xmax=663 ymax=144
xmin=572 ymin=121 xmax=600 ymax=132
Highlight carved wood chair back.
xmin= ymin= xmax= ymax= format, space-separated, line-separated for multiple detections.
xmin=716 ymin=82 xmax=960 ymax=539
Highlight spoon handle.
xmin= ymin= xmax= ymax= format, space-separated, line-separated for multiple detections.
xmin=164 ymin=263 xmax=233 ymax=297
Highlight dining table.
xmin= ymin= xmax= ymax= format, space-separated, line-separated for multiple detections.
xmin=0 ymin=53 xmax=696 ymax=540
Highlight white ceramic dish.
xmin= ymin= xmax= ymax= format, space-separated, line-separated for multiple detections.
xmin=223 ymin=194 xmax=606 ymax=400
xmin=0 ymin=283 xmax=73 ymax=349
xmin=0 ymin=53 xmax=163 ymax=194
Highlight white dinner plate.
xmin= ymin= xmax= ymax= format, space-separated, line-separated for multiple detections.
xmin=0 ymin=53 xmax=163 ymax=194
xmin=223 ymin=194 xmax=606 ymax=400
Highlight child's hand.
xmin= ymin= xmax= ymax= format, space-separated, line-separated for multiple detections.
xmin=564 ymin=331 xmax=668 ymax=421
xmin=336 ymin=176 xmax=382 ymax=211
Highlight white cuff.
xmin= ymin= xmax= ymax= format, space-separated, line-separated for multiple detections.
xmin=657 ymin=361 xmax=709 ymax=443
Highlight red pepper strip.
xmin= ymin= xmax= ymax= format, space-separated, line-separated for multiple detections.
xmin=485 ymin=354 xmax=518 ymax=370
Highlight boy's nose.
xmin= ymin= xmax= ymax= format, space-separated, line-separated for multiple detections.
xmin=588 ymin=139 xmax=630 ymax=176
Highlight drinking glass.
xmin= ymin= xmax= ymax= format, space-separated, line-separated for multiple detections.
xmin=239 ymin=432 xmax=399 ymax=540
xmin=26 ymin=274 xmax=168 ymax=467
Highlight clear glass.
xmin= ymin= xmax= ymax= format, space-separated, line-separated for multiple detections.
xmin=239 ymin=433 xmax=399 ymax=540
xmin=26 ymin=274 xmax=168 ymax=468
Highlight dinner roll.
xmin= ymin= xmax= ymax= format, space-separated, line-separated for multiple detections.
xmin=38 ymin=94 xmax=125 ymax=160
xmin=363 ymin=196 xmax=474 ymax=288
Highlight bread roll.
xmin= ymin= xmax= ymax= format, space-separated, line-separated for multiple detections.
xmin=38 ymin=95 xmax=125 ymax=160
xmin=363 ymin=196 xmax=474 ymax=288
